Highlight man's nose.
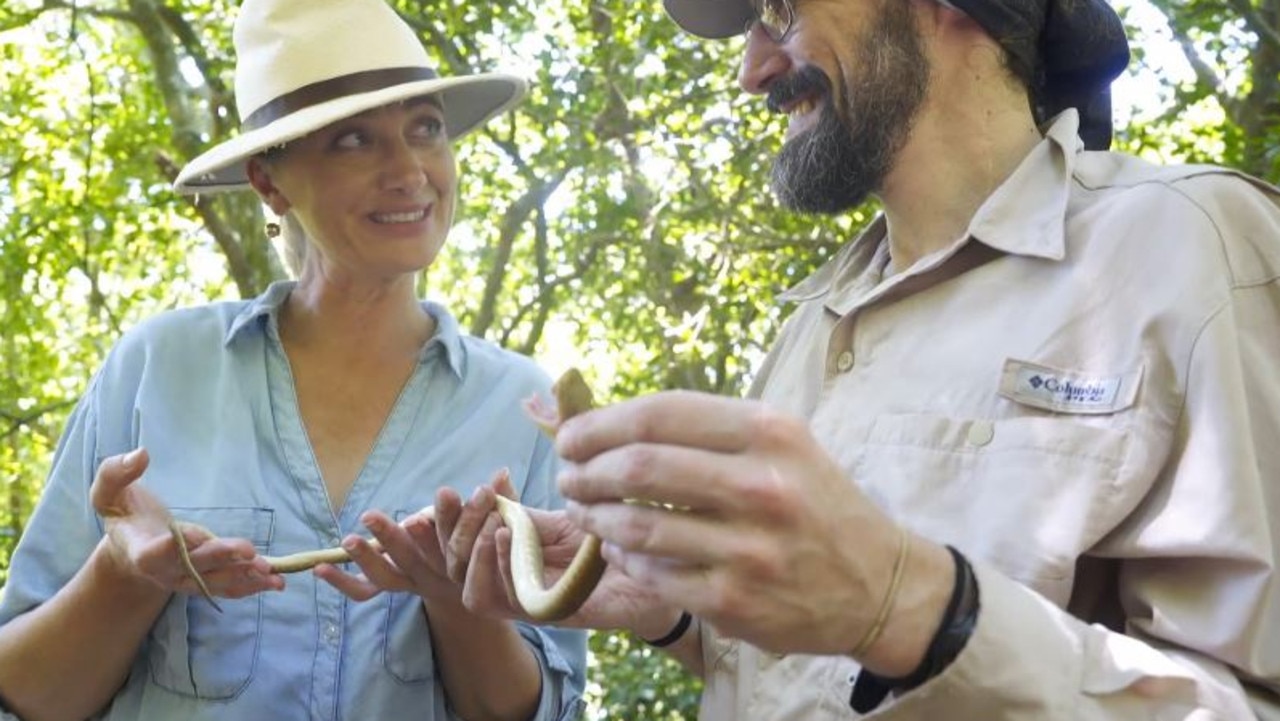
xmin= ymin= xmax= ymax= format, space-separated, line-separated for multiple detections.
xmin=739 ymin=24 xmax=793 ymax=95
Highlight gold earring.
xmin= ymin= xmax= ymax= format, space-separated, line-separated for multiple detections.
xmin=265 ymin=221 xmax=281 ymax=238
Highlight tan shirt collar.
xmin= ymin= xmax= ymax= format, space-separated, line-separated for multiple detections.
xmin=780 ymin=109 xmax=1086 ymax=306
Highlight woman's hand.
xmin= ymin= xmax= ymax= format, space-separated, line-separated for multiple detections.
xmin=90 ymin=448 xmax=282 ymax=601
xmin=315 ymin=494 xmax=462 ymax=608
xmin=439 ymin=470 xmax=677 ymax=638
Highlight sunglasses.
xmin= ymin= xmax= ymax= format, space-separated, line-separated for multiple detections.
xmin=744 ymin=0 xmax=796 ymax=44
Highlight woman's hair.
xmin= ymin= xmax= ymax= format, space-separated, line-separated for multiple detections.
xmin=277 ymin=212 xmax=309 ymax=278
xmin=254 ymin=145 xmax=308 ymax=277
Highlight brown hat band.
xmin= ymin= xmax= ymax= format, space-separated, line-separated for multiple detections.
xmin=241 ymin=66 xmax=439 ymax=131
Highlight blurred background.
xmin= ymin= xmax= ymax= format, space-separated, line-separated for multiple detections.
xmin=1 ymin=0 xmax=1276 ymax=717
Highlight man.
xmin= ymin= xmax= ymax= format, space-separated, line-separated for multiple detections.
xmin=446 ymin=0 xmax=1280 ymax=717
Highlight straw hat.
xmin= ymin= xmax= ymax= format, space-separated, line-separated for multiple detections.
xmin=174 ymin=0 xmax=526 ymax=194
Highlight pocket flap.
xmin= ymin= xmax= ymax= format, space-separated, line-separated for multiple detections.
xmin=170 ymin=506 xmax=274 ymax=550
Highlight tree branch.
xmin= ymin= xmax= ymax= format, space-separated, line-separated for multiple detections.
xmin=470 ymin=173 xmax=566 ymax=338
xmin=1227 ymin=0 xmax=1280 ymax=48
xmin=155 ymin=152 xmax=259 ymax=297
xmin=1156 ymin=7 xmax=1241 ymax=119
xmin=2 ymin=400 xmax=79 ymax=439
xmin=156 ymin=4 xmax=235 ymax=137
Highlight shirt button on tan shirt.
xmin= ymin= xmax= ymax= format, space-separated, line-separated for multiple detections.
xmin=835 ymin=350 xmax=854 ymax=373
xmin=967 ymin=420 xmax=995 ymax=447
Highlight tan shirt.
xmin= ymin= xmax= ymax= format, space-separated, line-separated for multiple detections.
xmin=697 ymin=110 xmax=1280 ymax=720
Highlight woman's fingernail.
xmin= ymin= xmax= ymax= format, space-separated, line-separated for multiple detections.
xmin=122 ymin=448 xmax=144 ymax=470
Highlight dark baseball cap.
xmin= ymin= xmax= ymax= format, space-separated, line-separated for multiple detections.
xmin=662 ymin=0 xmax=1131 ymax=149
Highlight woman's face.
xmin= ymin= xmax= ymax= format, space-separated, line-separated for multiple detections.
xmin=250 ymin=96 xmax=456 ymax=282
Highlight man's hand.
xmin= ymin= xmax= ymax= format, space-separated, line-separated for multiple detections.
xmin=553 ymin=392 xmax=954 ymax=674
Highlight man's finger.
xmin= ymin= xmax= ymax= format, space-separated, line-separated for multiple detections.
xmin=557 ymin=443 xmax=763 ymax=513
xmin=555 ymin=392 xmax=761 ymax=462
xmin=567 ymin=501 xmax=747 ymax=567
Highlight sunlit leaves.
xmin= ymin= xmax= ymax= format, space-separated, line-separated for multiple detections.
xmin=2 ymin=0 xmax=1277 ymax=715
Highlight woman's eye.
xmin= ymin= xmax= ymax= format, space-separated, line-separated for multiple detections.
xmin=333 ymin=130 xmax=368 ymax=149
xmin=413 ymin=116 xmax=446 ymax=139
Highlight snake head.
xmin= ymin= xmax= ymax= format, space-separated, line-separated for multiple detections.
xmin=523 ymin=368 xmax=596 ymax=438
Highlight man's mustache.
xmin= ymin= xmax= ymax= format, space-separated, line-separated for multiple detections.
xmin=765 ymin=65 xmax=832 ymax=114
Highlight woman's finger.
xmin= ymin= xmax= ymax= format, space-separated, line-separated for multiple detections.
xmin=342 ymin=529 xmax=411 ymax=592
xmin=89 ymin=448 xmax=150 ymax=517
xmin=314 ymin=563 xmax=384 ymax=601
xmin=433 ymin=487 xmax=465 ymax=579
xmin=487 ymin=527 xmax=530 ymax=619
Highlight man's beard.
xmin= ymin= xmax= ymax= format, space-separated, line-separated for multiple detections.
xmin=768 ymin=2 xmax=929 ymax=214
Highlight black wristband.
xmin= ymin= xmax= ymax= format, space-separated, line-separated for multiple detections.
xmin=642 ymin=610 xmax=693 ymax=648
xmin=851 ymin=546 xmax=980 ymax=712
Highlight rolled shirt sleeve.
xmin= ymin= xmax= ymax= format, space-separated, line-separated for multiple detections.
xmin=863 ymin=179 xmax=1280 ymax=719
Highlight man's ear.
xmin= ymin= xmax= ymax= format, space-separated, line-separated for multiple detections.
xmin=246 ymin=157 xmax=290 ymax=215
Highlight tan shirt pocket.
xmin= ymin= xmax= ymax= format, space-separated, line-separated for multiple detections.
xmin=856 ymin=413 xmax=1130 ymax=607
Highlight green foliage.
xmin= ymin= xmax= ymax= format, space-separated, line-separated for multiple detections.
xmin=2 ymin=0 xmax=1278 ymax=716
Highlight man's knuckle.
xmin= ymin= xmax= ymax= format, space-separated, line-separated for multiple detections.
xmin=748 ymin=406 xmax=801 ymax=447
xmin=620 ymin=446 xmax=660 ymax=494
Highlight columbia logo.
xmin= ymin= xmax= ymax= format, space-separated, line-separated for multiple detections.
xmin=1002 ymin=360 xmax=1138 ymax=415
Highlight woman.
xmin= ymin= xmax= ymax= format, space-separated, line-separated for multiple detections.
xmin=0 ymin=0 xmax=585 ymax=719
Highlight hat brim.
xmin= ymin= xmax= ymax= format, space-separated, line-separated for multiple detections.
xmin=663 ymin=0 xmax=753 ymax=39
xmin=173 ymin=73 xmax=526 ymax=194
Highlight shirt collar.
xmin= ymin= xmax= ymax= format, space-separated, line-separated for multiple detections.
xmin=966 ymin=108 xmax=1082 ymax=260
xmin=224 ymin=280 xmax=294 ymax=344
xmin=778 ymin=108 xmax=1084 ymax=304
xmin=223 ymin=280 xmax=467 ymax=379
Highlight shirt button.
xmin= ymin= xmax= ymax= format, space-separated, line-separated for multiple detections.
xmin=325 ymin=624 xmax=340 ymax=642
xmin=835 ymin=351 xmax=854 ymax=373
xmin=328 ymin=535 xmax=342 ymax=548
xmin=967 ymin=420 xmax=995 ymax=447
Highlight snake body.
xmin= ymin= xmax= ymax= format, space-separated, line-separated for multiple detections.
xmin=171 ymin=368 xmax=606 ymax=623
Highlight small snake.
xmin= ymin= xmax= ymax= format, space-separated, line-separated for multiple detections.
xmin=170 ymin=368 xmax=606 ymax=622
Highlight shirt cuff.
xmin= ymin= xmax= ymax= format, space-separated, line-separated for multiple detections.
xmin=514 ymin=623 xmax=587 ymax=721
xmin=860 ymin=559 xmax=1081 ymax=718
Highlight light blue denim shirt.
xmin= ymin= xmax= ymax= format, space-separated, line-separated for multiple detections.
xmin=0 ymin=281 xmax=586 ymax=721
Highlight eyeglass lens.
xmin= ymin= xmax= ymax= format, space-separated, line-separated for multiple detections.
xmin=749 ymin=0 xmax=792 ymax=41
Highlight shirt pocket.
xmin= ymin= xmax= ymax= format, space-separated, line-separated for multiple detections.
xmin=381 ymin=508 xmax=435 ymax=685
xmin=147 ymin=506 xmax=274 ymax=700
xmin=857 ymin=413 xmax=1129 ymax=605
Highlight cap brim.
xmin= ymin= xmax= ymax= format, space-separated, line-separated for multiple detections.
xmin=663 ymin=0 xmax=754 ymax=39
xmin=173 ymin=73 xmax=526 ymax=194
